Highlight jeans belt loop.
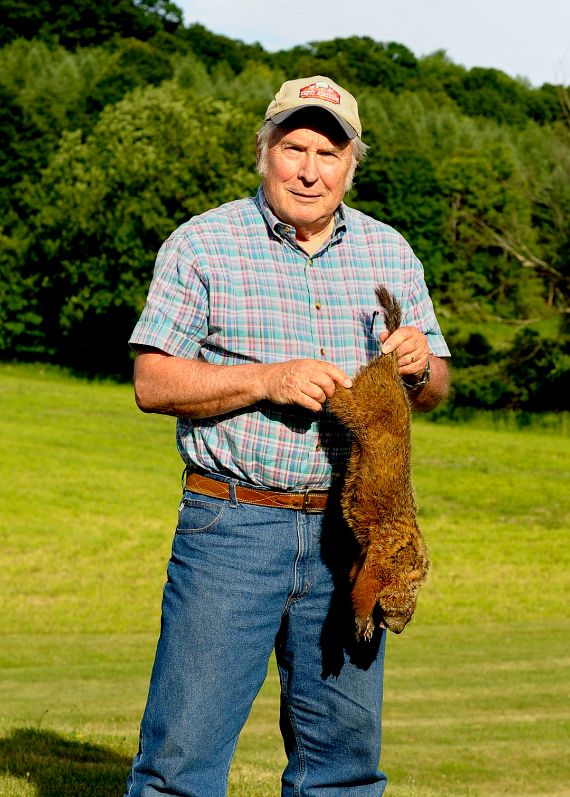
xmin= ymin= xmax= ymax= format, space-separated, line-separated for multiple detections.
xmin=228 ymin=479 xmax=238 ymax=508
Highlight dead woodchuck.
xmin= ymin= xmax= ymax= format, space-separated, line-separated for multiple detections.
xmin=328 ymin=286 xmax=429 ymax=640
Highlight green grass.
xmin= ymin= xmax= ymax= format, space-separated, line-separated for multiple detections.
xmin=1 ymin=363 xmax=569 ymax=796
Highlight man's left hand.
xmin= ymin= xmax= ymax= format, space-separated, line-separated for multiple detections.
xmin=380 ymin=326 xmax=430 ymax=379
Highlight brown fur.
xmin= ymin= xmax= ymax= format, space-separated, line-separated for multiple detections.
xmin=328 ymin=286 xmax=429 ymax=639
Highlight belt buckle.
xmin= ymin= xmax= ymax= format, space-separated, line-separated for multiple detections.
xmin=302 ymin=489 xmax=323 ymax=514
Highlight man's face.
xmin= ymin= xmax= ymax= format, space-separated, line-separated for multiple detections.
xmin=260 ymin=125 xmax=354 ymax=234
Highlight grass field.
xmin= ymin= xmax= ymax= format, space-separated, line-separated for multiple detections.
xmin=1 ymin=363 xmax=569 ymax=797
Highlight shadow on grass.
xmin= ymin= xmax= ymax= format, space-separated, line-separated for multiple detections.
xmin=0 ymin=728 xmax=130 ymax=796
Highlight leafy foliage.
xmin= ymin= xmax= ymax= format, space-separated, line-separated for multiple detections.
xmin=0 ymin=0 xmax=183 ymax=47
xmin=446 ymin=328 xmax=570 ymax=411
xmin=12 ymin=86 xmax=259 ymax=376
xmin=0 ymin=3 xmax=568 ymax=407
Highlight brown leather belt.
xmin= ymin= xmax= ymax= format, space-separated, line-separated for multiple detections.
xmin=185 ymin=471 xmax=329 ymax=514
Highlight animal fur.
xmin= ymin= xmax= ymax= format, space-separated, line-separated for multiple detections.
xmin=328 ymin=286 xmax=429 ymax=640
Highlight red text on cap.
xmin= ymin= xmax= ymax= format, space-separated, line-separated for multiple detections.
xmin=299 ymin=81 xmax=341 ymax=105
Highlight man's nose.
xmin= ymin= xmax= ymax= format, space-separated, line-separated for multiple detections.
xmin=298 ymin=152 xmax=319 ymax=183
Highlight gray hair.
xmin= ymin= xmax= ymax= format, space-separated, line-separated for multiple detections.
xmin=256 ymin=119 xmax=369 ymax=192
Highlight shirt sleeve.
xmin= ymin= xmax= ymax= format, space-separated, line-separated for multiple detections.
xmin=129 ymin=232 xmax=209 ymax=358
xmin=399 ymin=238 xmax=451 ymax=358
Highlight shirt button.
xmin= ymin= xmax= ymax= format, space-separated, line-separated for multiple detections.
xmin=315 ymin=302 xmax=322 ymax=310
xmin=320 ymin=346 xmax=327 ymax=356
xmin=316 ymin=444 xmax=322 ymax=451
xmin=307 ymin=258 xmax=313 ymax=266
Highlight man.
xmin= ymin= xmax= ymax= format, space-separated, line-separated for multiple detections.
xmin=124 ymin=75 xmax=450 ymax=797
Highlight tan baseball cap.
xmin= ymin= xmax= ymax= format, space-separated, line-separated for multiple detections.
xmin=265 ymin=75 xmax=362 ymax=139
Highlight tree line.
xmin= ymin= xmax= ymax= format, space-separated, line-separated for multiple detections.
xmin=1 ymin=0 xmax=569 ymax=411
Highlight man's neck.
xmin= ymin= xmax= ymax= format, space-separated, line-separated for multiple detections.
xmin=295 ymin=217 xmax=335 ymax=256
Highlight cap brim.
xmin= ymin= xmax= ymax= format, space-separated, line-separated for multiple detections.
xmin=269 ymin=106 xmax=358 ymax=139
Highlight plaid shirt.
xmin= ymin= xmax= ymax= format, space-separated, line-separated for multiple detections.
xmin=130 ymin=186 xmax=450 ymax=490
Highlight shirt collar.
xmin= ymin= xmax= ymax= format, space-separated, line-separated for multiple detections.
xmin=254 ymin=186 xmax=347 ymax=252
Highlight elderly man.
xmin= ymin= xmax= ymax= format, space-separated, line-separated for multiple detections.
xmin=124 ymin=76 xmax=450 ymax=797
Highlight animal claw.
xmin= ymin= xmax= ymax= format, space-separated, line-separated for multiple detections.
xmin=355 ymin=615 xmax=374 ymax=642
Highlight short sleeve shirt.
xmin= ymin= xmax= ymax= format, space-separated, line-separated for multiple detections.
xmin=130 ymin=186 xmax=450 ymax=489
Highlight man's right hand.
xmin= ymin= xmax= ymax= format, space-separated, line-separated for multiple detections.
xmin=260 ymin=359 xmax=352 ymax=413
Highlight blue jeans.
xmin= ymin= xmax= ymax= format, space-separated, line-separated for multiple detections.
xmin=124 ymin=478 xmax=387 ymax=796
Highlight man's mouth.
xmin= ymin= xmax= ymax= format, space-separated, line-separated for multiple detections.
xmin=290 ymin=191 xmax=321 ymax=200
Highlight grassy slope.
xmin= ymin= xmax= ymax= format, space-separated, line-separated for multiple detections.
xmin=0 ymin=364 xmax=569 ymax=796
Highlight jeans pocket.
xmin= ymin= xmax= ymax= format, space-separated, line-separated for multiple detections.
xmin=176 ymin=494 xmax=227 ymax=534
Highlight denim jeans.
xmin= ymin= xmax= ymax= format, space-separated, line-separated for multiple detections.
xmin=124 ymin=478 xmax=387 ymax=796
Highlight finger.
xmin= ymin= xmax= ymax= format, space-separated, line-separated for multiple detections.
xmin=296 ymin=394 xmax=326 ymax=412
xmin=301 ymin=374 xmax=346 ymax=407
xmin=288 ymin=370 xmax=336 ymax=410
xmin=315 ymin=361 xmax=353 ymax=388
xmin=315 ymin=376 xmax=338 ymax=400
xmin=381 ymin=329 xmax=410 ymax=354
xmin=302 ymin=379 xmax=330 ymax=406
xmin=398 ymin=350 xmax=427 ymax=367
xmin=399 ymin=356 xmax=430 ymax=379
xmin=286 ymin=375 xmax=327 ymax=411
xmin=382 ymin=326 xmax=425 ymax=355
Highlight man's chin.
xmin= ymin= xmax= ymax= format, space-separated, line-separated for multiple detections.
xmin=289 ymin=212 xmax=325 ymax=230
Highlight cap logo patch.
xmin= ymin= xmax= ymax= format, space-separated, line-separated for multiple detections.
xmin=299 ymin=81 xmax=341 ymax=105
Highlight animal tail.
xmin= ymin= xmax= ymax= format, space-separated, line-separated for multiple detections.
xmin=375 ymin=286 xmax=401 ymax=335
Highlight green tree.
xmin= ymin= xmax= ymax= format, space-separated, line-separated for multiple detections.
xmin=0 ymin=0 xmax=183 ymax=48
xmin=15 ymin=84 xmax=260 ymax=376
xmin=270 ymin=37 xmax=418 ymax=92
xmin=0 ymin=25 xmax=568 ymax=404
xmin=176 ymin=23 xmax=266 ymax=74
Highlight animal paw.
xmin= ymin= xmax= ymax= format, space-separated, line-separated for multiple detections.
xmin=355 ymin=615 xmax=374 ymax=642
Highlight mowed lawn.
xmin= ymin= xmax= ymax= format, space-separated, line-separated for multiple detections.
xmin=0 ymin=363 xmax=569 ymax=797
